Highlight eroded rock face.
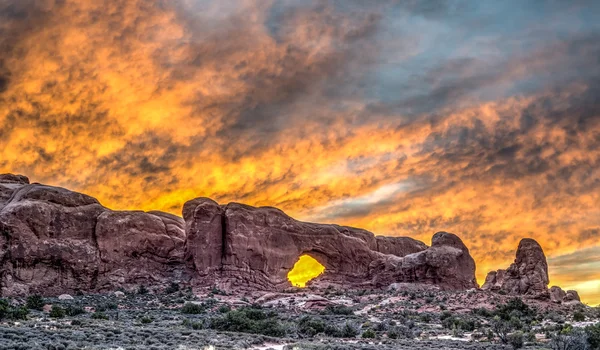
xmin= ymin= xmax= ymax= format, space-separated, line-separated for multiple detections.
xmin=183 ymin=200 xmax=478 ymax=291
xmin=482 ymin=238 xmax=550 ymax=297
xmin=0 ymin=174 xmax=188 ymax=296
xmin=549 ymin=286 xmax=582 ymax=304
xmin=370 ymin=232 xmax=478 ymax=290
xmin=0 ymin=173 xmax=479 ymax=295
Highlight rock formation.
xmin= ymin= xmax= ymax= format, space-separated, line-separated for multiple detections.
xmin=482 ymin=238 xmax=549 ymax=296
xmin=482 ymin=238 xmax=578 ymax=302
xmin=183 ymin=199 xmax=477 ymax=290
xmin=549 ymin=286 xmax=581 ymax=305
xmin=0 ymin=175 xmax=189 ymax=295
xmin=1 ymin=174 xmax=478 ymax=296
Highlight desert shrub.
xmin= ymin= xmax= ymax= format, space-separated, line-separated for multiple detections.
xmin=491 ymin=316 xmax=512 ymax=344
xmin=585 ymin=323 xmax=600 ymax=349
xmin=138 ymin=285 xmax=149 ymax=295
xmin=26 ymin=295 xmax=45 ymax=310
xmin=297 ymin=316 xmax=326 ymax=337
xmin=495 ymin=298 xmax=536 ymax=321
xmin=140 ymin=316 xmax=153 ymax=324
xmin=441 ymin=315 xmax=476 ymax=332
xmin=507 ymin=331 xmax=524 ymax=349
xmin=182 ymin=319 xmax=203 ymax=330
xmin=164 ymin=282 xmax=180 ymax=294
xmin=209 ymin=307 xmax=285 ymax=337
xmin=341 ymin=322 xmax=360 ymax=338
xmin=49 ymin=306 xmax=65 ymax=319
xmin=65 ymin=305 xmax=85 ymax=317
xmin=362 ymin=329 xmax=376 ymax=338
xmin=218 ymin=305 xmax=231 ymax=313
xmin=95 ymin=302 xmax=118 ymax=312
xmin=91 ymin=311 xmax=109 ymax=320
xmin=551 ymin=326 xmax=588 ymax=350
xmin=0 ymin=299 xmax=28 ymax=321
xmin=323 ymin=304 xmax=354 ymax=315
xmin=573 ymin=311 xmax=586 ymax=322
xmin=181 ymin=302 xmax=205 ymax=315
xmin=473 ymin=308 xmax=493 ymax=318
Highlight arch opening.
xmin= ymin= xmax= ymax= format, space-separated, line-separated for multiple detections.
xmin=287 ymin=254 xmax=326 ymax=288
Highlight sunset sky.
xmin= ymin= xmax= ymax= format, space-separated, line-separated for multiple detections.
xmin=1 ymin=1 xmax=599 ymax=304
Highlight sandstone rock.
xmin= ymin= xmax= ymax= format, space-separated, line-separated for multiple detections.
xmin=0 ymin=174 xmax=190 ymax=296
xmin=370 ymin=232 xmax=478 ymax=290
xmin=58 ymin=294 xmax=74 ymax=300
xmin=0 ymin=173 xmax=480 ymax=296
xmin=565 ymin=290 xmax=581 ymax=302
xmin=549 ymin=286 xmax=567 ymax=303
xmin=0 ymin=181 xmax=106 ymax=295
xmin=481 ymin=239 xmax=578 ymax=300
xmin=375 ymin=236 xmax=428 ymax=257
xmin=95 ymin=210 xmax=188 ymax=289
xmin=0 ymin=174 xmax=30 ymax=185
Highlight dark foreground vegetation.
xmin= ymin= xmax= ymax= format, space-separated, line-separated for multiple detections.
xmin=0 ymin=286 xmax=599 ymax=349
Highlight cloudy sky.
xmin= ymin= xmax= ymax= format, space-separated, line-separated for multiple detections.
xmin=1 ymin=0 xmax=599 ymax=303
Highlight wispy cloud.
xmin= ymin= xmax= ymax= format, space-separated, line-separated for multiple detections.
xmin=1 ymin=0 xmax=599 ymax=303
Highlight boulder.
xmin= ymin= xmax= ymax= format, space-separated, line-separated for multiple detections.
xmin=370 ymin=232 xmax=478 ymax=290
xmin=58 ymin=294 xmax=74 ymax=300
xmin=549 ymin=286 xmax=567 ymax=303
xmin=549 ymin=286 xmax=582 ymax=304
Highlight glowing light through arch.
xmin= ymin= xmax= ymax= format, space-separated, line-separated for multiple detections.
xmin=287 ymin=255 xmax=326 ymax=288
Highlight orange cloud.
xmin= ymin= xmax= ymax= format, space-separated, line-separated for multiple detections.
xmin=1 ymin=0 xmax=599 ymax=304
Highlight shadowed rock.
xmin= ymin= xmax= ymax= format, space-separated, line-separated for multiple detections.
xmin=1 ymin=173 xmax=479 ymax=295
xmin=482 ymin=238 xmax=550 ymax=297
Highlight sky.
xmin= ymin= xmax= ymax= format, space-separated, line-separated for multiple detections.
xmin=1 ymin=0 xmax=599 ymax=303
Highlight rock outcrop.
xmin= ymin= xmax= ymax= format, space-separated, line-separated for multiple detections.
xmin=0 ymin=173 xmax=479 ymax=296
xmin=0 ymin=175 xmax=189 ymax=295
xmin=549 ymin=286 xmax=582 ymax=305
xmin=480 ymin=238 xmax=579 ymax=301
xmin=482 ymin=238 xmax=549 ymax=296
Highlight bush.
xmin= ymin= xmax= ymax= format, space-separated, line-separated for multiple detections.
xmin=323 ymin=304 xmax=354 ymax=315
xmin=298 ymin=317 xmax=326 ymax=337
xmin=0 ymin=299 xmax=28 ymax=321
xmin=585 ymin=323 xmax=600 ymax=349
xmin=573 ymin=311 xmax=586 ymax=322
xmin=552 ymin=326 xmax=588 ymax=350
xmin=182 ymin=319 xmax=203 ymax=330
xmin=209 ymin=307 xmax=286 ymax=337
xmin=341 ymin=322 xmax=359 ymax=338
xmin=91 ymin=312 xmax=109 ymax=320
xmin=140 ymin=316 xmax=153 ymax=324
xmin=65 ymin=305 xmax=85 ymax=317
xmin=26 ymin=295 xmax=45 ymax=311
xmin=165 ymin=282 xmax=180 ymax=294
xmin=507 ymin=331 xmax=524 ymax=349
xmin=181 ymin=302 xmax=205 ymax=315
xmin=49 ymin=306 xmax=66 ymax=318
xmin=362 ymin=329 xmax=376 ymax=339
xmin=138 ymin=285 xmax=149 ymax=295
xmin=217 ymin=305 xmax=231 ymax=314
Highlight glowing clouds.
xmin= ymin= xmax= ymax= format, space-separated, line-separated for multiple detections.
xmin=287 ymin=255 xmax=326 ymax=288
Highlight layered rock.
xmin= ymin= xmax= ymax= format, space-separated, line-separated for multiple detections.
xmin=549 ymin=286 xmax=581 ymax=305
xmin=370 ymin=232 xmax=478 ymax=290
xmin=0 ymin=175 xmax=188 ymax=295
xmin=482 ymin=238 xmax=550 ymax=297
xmin=1 ymin=173 xmax=479 ymax=295
xmin=183 ymin=199 xmax=477 ymax=290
